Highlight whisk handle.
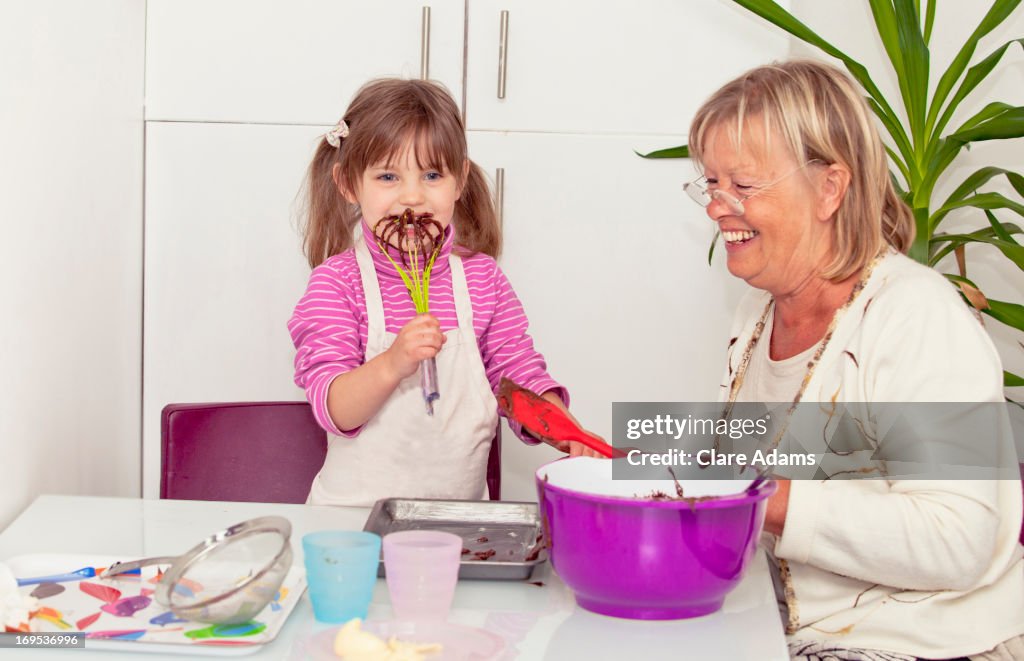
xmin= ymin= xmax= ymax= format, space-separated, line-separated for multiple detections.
xmin=420 ymin=357 xmax=440 ymax=415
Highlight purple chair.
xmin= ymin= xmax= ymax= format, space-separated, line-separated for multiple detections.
xmin=160 ymin=401 xmax=502 ymax=503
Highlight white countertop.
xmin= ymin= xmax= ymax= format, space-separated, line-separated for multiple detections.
xmin=0 ymin=495 xmax=788 ymax=660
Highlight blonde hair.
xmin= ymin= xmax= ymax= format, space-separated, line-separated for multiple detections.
xmin=302 ymin=78 xmax=500 ymax=268
xmin=688 ymin=59 xmax=914 ymax=280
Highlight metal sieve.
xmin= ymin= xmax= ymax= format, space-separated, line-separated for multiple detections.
xmin=103 ymin=516 xmax=293 ymax=625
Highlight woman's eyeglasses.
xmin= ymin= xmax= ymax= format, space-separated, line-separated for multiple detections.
xmin=683 ymin=160 xmax=821 ymax=216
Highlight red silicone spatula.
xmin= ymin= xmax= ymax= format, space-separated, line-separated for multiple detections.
xmin=497 ymin=378 xmax=625 ymax=458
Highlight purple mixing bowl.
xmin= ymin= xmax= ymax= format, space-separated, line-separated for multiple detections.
xmin=536 ymin=457 xmax=776 ymax=620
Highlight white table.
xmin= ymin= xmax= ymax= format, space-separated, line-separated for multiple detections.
xmin=0 ymin=495 xmax=789 ymax=659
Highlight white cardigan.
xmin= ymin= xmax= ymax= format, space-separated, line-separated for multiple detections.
xmin=720 ymin=251 xmax=1024 ymax=658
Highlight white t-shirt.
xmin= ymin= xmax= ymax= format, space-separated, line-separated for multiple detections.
xmin=736 ymin=309 xmax=821 ymax=404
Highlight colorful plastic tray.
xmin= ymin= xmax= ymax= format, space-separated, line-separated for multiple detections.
xmin=7 ymin=553 xmax=306 ymax=656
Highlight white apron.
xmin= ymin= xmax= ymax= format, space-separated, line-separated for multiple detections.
xmin=307 ymin=237 xmax=499 ymax=506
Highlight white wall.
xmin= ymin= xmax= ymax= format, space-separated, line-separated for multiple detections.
xmin=0 ymin=0 xmax=145 ymax=528
xmin=787 ymin=1 xmax=1024 ymax=382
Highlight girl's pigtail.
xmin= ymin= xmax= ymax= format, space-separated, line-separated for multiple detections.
xmin=455 ymin=161 xmax=502 ymax=259
xmin=303 ymin=137 xmax=357 ymax=268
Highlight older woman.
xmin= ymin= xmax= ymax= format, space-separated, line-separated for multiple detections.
xmin=686 ymin=60 xmax=1023 ymax=661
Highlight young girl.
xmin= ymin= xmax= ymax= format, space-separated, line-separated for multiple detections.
xmin=289 ymin=78 xmax=599 ymax=506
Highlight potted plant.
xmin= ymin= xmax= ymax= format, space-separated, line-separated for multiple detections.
xmin=643 ymin=0 xmax=1024 ymax=386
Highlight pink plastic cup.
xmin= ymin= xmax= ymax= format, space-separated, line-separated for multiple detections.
xmin=382 ymin=530 xmax=462 ymax=621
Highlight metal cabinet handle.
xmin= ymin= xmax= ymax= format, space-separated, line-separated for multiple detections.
xmin=497 ymin=10 xmax=509 ymax=98
xmin=495 ymin=168 xmax=505 ymax=229
xmin=420 ymin=6 xmax=431 ymax=79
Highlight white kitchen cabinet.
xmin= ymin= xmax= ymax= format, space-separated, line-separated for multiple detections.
xmin=142 ymin=122 xmax=321 ymax=497
xmin=145 ymin=0 xmax=465 ymax=124
xmin=464 ymin=0 xmax=789 ymax=134
xmin=468 ymin=131 xmax=750 ymax=500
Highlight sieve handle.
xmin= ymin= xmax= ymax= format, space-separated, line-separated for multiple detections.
xmin=101 ymin=555 xmax=178 ymax=578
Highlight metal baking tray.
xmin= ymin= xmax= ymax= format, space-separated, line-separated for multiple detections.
xmin=363 ymin=498 xmax=547 ymax=580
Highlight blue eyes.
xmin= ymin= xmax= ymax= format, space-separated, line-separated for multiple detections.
xmin=375 ymin=171 xmax=444 ymax=182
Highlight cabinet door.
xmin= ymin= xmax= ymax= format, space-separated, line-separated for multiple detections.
xmin=146 ymin=0 xmax=464 ymax=124
xmin=468 ymin=131 xmax=749 ymax=501
xmin=143 ymin=122 xmax=321 ymax=497
xmin=464 ymin=0 xmax=789 ymax=134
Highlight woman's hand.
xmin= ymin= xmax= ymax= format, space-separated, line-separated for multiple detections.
xmin=763 ymin=478 xmax=791 ymax=536
xmin=384 ymin=314 xmax=446 ymax=380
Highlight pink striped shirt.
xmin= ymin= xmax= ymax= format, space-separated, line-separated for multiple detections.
xmin=288 ymin=220 xmax=567 ymax=439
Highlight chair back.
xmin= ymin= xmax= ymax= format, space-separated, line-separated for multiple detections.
xmin=161 ymin=401 xmax=502 ymax=503
xmin=161 ymin=402 xmax=327 ymax=503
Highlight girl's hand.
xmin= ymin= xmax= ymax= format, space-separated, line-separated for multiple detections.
xmin=556 ymin=438 xmax=607 ymax=459
xmin=385 ymin=314 xmax=446 ymax=380
xmin=535 ymin=391 xmax=610 ymax=459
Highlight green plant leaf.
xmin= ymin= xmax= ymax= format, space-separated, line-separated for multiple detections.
xmin=938 ymin=166 xmax=1023 ymax=210
xmin=729 ymin=0 xmax=907 ymax=151
xmin=885 ymin=145 xmax=912 ymax=186
xmin=932 ymin=38 xmax=1024 ymax=141
xmin=923 ymin=104 xmax=1024 ymax=199
xmin=637 ymin=145 xmax=688 ymax=159
xmin=922 ymin=0 xmax=936 ymax=45
xmin=1005 ymin=370 xmax=1024 ymax=387
xmin=930 ymin=230 xmax=1024 ymax=271
xmin=929 ymin=222 xmax=1024 ymax=263
xmin=910 ymin=207 xmax=931 ymax=262
xmin=869 ymin=97 xmax=915 ymax=177
xmin=868 ymin=1 xmax=906 ymax=92
xmin=890 ymin=171 xmax=908 ymax=199
xmin=950 ymin=105 xmax=1024 ymax=143
xmin=984 ymin=297 xmax=1024 ymax=331
xmin=707 ymin=230 xmax=720 ymax=265
xmin=931 ymin=191 xmax=1024 ymax=233
xmin=957 ymin=101 xmax=1017 ymax=133
xmin=926 ymin=0 xmax=1022 ymax=138
xmin=933 ymin=173 xmax=1024 ymax=240
xmin=880 ymin=0 xmax=929 ymax=146
xmin=986 ymin=209 xmax=1020 ymax=246
xmin=946 ymin=106 xmax=1024 ymax=145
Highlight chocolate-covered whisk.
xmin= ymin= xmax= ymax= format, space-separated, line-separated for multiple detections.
xmin=373 ymin=209 xmax=445 ymax=415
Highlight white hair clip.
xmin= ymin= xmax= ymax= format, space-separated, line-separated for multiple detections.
xmin=325 ymin=120 xmax=349 ymax=148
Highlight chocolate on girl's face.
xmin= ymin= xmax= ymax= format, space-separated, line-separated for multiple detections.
xmin=343 ymin=141 xmax=465 ymax=233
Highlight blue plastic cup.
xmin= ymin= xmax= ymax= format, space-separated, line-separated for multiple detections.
xmin=302 ymin=530 xmax=382 ymax=623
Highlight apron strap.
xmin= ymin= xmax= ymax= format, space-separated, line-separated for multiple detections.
xmin=353 ymin=235 xmax=387 ymax=350
xmin=448 ymin=253 xmax=480 ymax=351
